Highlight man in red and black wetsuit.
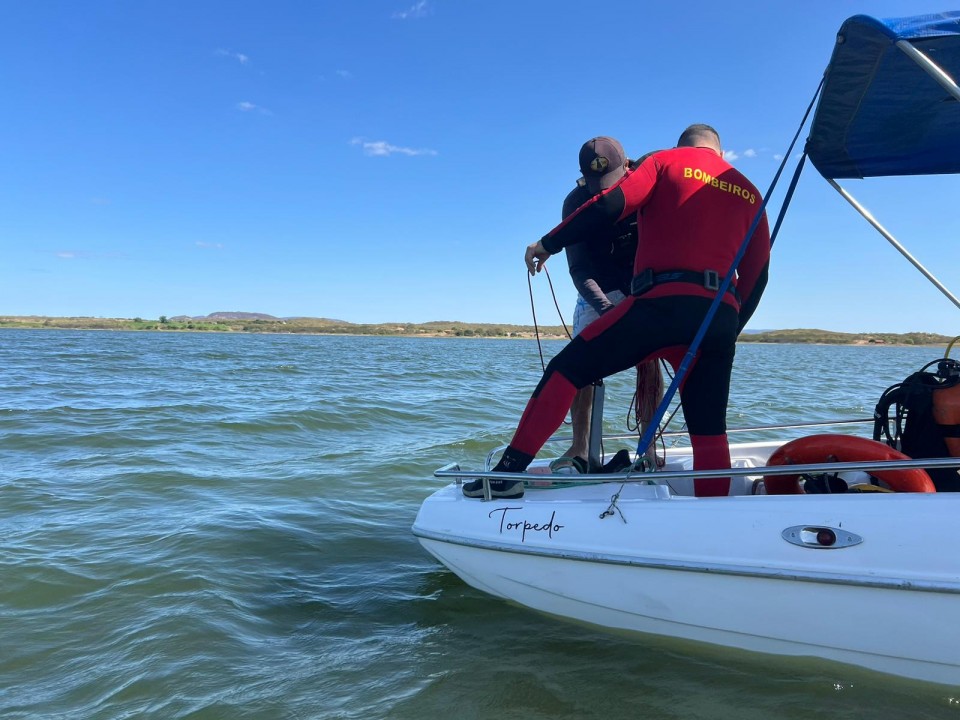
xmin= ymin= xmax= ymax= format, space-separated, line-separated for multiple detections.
xmin=463 ymin=124 xmax=770 ymax=499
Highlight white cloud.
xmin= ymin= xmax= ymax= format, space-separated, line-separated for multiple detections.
xmin=51 ymin=250 xmax=123 ymax=260
xmin=237 ymin=101 xmax=272 ymax=115
xmin=335 ymin=69 xmax=353 ymax=79
xmin=722 ymin=148 xmax=759 ymax=162
xmin=215 ymin=48 xmax=250 ymax=65
xmin=196 ymin=241 xmax=224 ymax=250
xmin=773 ymin=153 xmax=784 ymax=161
xmin=392 ymin=0 xmax=429 ymax=19
xmin=52 ymin=250 xmax=123 ymax=260
xmin=350 ymin=137 xmax=437 ymax=157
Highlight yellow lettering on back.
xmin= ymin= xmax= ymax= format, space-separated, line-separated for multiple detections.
xmin=683 ymin=165 xmax=758 ymax=205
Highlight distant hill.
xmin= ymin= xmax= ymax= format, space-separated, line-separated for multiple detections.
xmin=202 ymin=311 xmax=279 ymax=321
xmin=170 ymin=312 xmax=351 ymax=323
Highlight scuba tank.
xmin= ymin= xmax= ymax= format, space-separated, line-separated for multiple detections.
xmin=874 ymin=356 xmax=960 ymax=491
xmin=932 ymin=378 xmax=960 ymax=458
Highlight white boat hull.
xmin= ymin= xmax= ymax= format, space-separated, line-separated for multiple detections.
xmin=413 ymin=455 xmax=960 ymax=686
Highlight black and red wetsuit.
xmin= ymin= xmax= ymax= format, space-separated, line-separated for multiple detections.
xmin=497 ymin=146 xmax=771 ymax=496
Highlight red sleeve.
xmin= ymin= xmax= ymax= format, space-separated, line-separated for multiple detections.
xmin=540 ymin=155 xmax=660 ymax=254
xmin=615 ymin=155 xmax=659 ymax=222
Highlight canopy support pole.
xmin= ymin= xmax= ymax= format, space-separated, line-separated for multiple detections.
xmin=826 ymin=178 xmax=960 ymax=310
xmin=896 ymin=40 xmax=960 ymax=102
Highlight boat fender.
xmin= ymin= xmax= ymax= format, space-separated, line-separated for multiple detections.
xmin=764 ymin=434 xmax=935 ymax=494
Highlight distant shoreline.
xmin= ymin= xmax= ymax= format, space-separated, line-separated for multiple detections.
xmin=0 ymin=316 xmax=953 ymax=346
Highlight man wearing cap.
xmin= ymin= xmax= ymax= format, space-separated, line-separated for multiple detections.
xmin=462 ymin=124 xmax=770 ymax=499
xmin=554 ymin=137 xmax=662 ymax=472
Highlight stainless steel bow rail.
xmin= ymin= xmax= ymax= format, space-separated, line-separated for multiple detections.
xmin=483 ymin=418 xmax=881 ymax=470
xmin=434 ymin=457 xmax=960 ymax=501
xmin=435 ymin=456 xmax=960 ymax=483
xmin=433 ymin=418 xmax=960 ymax=501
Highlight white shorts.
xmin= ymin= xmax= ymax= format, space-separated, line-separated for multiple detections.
xmin=572 ymin=289 xmax=626 ymax=337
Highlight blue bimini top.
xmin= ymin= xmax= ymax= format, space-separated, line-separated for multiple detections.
xmin=807 ymin=12 xmax=960 ymax=179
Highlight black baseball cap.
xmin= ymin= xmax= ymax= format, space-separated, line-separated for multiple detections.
xmin=579 ymin=136 xmax=627 ymax=194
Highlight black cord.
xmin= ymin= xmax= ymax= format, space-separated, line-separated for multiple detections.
xmin=542 ymin=266 xmax=572 ymax=340
xmin=527 ymin=265 xmax=573 ymax=373
xmin=527 ymin=271 xmax=547 ymax=372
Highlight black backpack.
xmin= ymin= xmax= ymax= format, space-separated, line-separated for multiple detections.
xmin=873 ymin=358 xmax=960 ymax=492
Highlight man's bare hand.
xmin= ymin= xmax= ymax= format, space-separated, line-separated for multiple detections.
xmin=524 ymin=240 xmax=550 ymax=275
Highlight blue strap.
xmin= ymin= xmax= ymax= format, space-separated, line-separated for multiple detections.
xmin=769 ymin=152 xmax=807 ymax=250
xmin=635 ymin=79 xmax=824 ymax=461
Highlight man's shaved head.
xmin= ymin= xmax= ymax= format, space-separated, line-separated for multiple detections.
xmin=677 ymin=124 xmax=721 ymax=153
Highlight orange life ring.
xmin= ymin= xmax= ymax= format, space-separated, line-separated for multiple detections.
xmin=764 ymin=434 xmax=935 ymax=494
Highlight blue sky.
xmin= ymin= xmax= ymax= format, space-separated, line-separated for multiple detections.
xmin=2 ymin=0 xmax=959 ymax=334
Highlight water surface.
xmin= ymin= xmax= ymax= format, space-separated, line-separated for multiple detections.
xmin=1 ymin=330 xmax=955 ymax=719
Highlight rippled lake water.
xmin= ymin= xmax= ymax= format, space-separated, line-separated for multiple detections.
xmin=1 ymin=329 xmax=956 ymax=719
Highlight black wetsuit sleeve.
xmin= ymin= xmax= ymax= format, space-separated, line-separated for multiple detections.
xmin=542 ymin=187 xmax=627 ymax=255
xmin=735 ymin=210 xmax=772 ymax=334
xmin=737 ymin=264 xmax=768 ymax=334
xmin=565 ymin=246 xmax=612 ymax=314
xmin=562 ymin=188 xmax=613 ymax=315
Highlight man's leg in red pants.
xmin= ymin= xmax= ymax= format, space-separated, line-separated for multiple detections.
xmin=511 ymin=373 xmax=578 ymax=458
xmin=494 ymin=372 xmax=578 ymax=472
xmin=690 ymin=433 xmax=732 ymax=497
xmin=675 ymin=306 xmax=738 ymax=497
xmin=492 ymin=298 xmax=642 ymax=475
xmin=638 ymin=348 xmax=731 ymax=496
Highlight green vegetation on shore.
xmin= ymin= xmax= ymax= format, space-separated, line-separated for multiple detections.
xmin=0 ymin=315 xmax=953 ymax=344
xmin=0 ymin=315 xmax=569 ymax=338
xmin=742 ymin=328 xmax=952 ymax=345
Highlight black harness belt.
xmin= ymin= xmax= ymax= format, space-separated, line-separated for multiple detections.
xmin=630 ymin=268 xmax=741 ymax=303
